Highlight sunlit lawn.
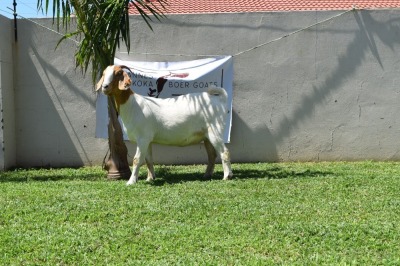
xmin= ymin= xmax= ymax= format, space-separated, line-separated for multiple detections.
xmin=1 ymin=162 xmax=400 ymax=264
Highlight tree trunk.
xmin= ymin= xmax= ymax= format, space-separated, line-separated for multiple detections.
xmin=104 ymin=96 xmax=131 ymax=180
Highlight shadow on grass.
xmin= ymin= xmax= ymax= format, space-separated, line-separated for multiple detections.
xmin=150 ymin=165 xmax=334 ymax=186
xmin=0 ymin=168 xmax=105 ymax=183
xmin=0 ymin=164 xmax=334 ymax=184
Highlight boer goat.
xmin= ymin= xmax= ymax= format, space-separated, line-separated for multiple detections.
xmin=97 ymin=65 xmax=233 ymax=185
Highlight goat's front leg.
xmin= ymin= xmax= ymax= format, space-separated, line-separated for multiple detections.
xmin=145 ymin=144 xmax=155 ymax=182
xmin=127 ymin=143 xmax=148 ymax=185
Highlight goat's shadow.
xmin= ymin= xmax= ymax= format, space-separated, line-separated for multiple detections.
xmin=0 ymin=165 xmax=333 ymax=184
xmin=149 ymin=165 xmax=333 ymax=186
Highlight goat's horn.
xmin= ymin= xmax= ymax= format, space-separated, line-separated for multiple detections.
xmin=120 ymin=65 xmax=133 ymax=74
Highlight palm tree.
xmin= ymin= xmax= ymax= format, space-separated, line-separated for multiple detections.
xmin=37 ymin=0 xmax=166 ymax=179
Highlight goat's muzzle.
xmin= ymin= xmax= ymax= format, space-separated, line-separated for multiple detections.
xmin=101 ymin=84 xmax=112 ymax=95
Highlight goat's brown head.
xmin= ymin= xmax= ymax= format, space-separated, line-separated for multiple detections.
xmin=96 ymin=65 xmax=133 ymax=96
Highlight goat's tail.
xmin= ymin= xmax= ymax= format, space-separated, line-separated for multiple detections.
xmin=207 ymin=86 xmax=228 ymax=102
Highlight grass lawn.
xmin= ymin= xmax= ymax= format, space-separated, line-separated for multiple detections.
xmin=1 ymin=161 xmax=400 ymax=265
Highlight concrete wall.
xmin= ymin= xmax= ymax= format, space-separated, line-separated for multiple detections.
xmin=1 ymin=9 xmax=400 ymax=168
xmin=0 ymin=16 xmax=16 ymax=169
xmin=12 ymin=18 xmax=106 ymax=167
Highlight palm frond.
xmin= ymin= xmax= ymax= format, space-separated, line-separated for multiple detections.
xmin=37 ymin=0 xmax=166 ymax=83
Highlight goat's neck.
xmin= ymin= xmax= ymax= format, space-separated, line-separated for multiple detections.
xmin=114 ymin=90 xmax=133 ymax=114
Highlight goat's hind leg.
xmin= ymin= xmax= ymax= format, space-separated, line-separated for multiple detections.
xmin=220 ymin=146 xmax=233 ymax=180
xmin=204 ymin=139 xmax=217 ymax=178
xmin=208 ymin=136 xmax=233 ymax=180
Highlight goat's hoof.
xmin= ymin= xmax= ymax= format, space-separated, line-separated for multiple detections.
xmin=223 ymin=173 xmax=233 ymax=181
xmin=126 ymin=180 xmax=137 ymax=186
xmin=146 ymin=177 xmax=155 ymax=182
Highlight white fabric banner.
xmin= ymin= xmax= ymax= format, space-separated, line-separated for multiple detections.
xmin=96 ymin=56 xmax=233 ymax=143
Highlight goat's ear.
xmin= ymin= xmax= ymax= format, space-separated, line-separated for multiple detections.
xmin=96 ymin=74 xmax=105 ymax=91
xmin=119 ymin=85 xmax=131 ymax=91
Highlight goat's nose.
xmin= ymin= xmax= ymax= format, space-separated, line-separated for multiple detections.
xmin=102 ymin=85 xmax=109 ymax=93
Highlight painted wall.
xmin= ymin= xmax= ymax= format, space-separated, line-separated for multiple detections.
xmin=1 ymin=9 xmax=400 ymax=168
xmin=12 ymin=18 xmax=107 ymax=167
xmin=0 ymin=16 xmax=16 ymax=169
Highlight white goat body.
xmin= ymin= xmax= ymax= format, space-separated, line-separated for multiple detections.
xmin=121 ymin=89 xmax=227 ymax=146
xmin=97 ymin=65 xmax=233 ymax=185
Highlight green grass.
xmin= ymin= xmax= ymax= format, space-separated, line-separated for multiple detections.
xmin=1 ymin=162 xmax=400 ymax=265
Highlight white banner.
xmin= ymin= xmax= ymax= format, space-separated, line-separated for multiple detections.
xmin=96 ymin=56 xmax=233 ymax=143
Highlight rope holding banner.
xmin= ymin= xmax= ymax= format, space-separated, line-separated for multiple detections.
xmin=233 ymin=7 xmax=358 ymax=57
xmin=8 ymin=7 xmax=359 ymax=57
